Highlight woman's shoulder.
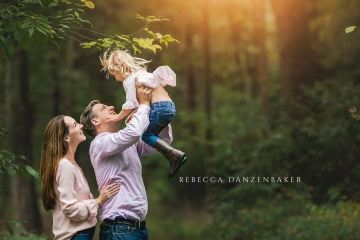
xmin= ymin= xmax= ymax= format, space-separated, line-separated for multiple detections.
xmin=59 ymin=158 xmax=72 ymax=165
xmin=56 ymin=158 xmax=77 ymax=183
xmin=58 ymin=158 xmax=76 ymax=172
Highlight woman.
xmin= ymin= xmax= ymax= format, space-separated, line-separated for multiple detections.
xmin=40 ymin=115 xmax=119 ymax=240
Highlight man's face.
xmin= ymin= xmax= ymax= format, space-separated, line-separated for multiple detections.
xmin=92 ymin=103 xmax=117 ymax=124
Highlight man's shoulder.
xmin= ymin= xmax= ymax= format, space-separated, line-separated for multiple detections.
xmin=90 ymin=132 xmax=110 ymax=151
xmin=92 ymin=132 xmax=111 ymax=142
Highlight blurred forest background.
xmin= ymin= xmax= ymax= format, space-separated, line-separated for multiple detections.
xmin=2 ymin=0 xmax=360 ymax=239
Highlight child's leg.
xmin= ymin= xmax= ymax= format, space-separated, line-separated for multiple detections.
xmin=141 ymin=101 xmax=176 ymax=147
xmin=142 ymin=101 xmax=186 ymax=178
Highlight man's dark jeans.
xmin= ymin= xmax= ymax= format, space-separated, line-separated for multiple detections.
xmin=99 ymin=222 xmax=148 ymax=240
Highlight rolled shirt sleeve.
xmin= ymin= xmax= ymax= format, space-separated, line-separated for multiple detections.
xmin=153 ymin=66 xmax=176 ymax=87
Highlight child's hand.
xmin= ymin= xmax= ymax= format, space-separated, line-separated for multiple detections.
xmin=106 ymin=109 xmax=132 ymax=123
xmin=105 ymin=113 xmax=124 ymax=123
xmin=125 ymin=110 xmax=137 ymax=125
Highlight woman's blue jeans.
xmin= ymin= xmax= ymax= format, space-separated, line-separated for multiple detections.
xmin=71 ymin=226 xmax=95 ymax=240
xmin=141 ymin=101 xmax=176 ymax=147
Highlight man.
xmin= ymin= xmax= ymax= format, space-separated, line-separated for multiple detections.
xmin=80 ymin=83 xmax=174 ymax=239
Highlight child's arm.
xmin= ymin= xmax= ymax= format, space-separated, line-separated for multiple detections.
xmin=106 ymin=109 xmax=133 ymax=122
xmin=125 ymin=110 xmax=137 ymax=125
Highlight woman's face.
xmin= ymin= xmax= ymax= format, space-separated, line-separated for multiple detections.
xmin=63 ymin=116 xmax=86 ymax=145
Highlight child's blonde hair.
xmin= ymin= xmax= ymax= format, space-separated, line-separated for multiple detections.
xmin=100 ymin=49 xmax=151 ymax=79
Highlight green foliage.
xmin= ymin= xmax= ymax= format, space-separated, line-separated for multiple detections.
xmin=0 ymin=0 xmax=179 ymax=60
xmin=345 ymin=25 xmax=357 ymax=33
xmin=0 ymin=128 xmax=39 ymax=180
xmin=0 ymin=149 xmax=38 ymax=179
xmin=80 ymin=14 xmax=180 ymax=54
xmin=272 ymin=202 xmax=360 ymax=240
xmin=206 ymin=75 xmax=360 ymax=239
xmin=0 ymin=220 xmax=20 ymax=237
xmin=209 ymin=198 xmax=360 ymax=240
xmin=0 ymin=221 xmax=47 ymax=239
xmin=208 ymin=194 xmax=309 ymax=240
xmin=0 ymin=0 xmax=95 ymax=58
xmin=349 ymin=106 xmax=360 ymax=120
xmin=0 ymin=125 xmax=39 ymax=235
xmin=3 ymin=0 xmax=360 ymax=238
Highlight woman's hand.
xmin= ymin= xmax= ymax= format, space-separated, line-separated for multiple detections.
xmin=125 ymin=110 xmax=137 ymax=125
xmin=96 ymin=183 xmax=120 ymax=207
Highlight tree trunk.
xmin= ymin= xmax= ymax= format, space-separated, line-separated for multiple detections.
xmin=0 ymin=58 xmax=13 ymax=224
xmin=7 ymin=50 xmax=42 ymax=232
xmin=226 ymin=3 xmax=242 ymax=68
xmin=203 ymin=0 xmax=213 ymax=157
xmin=253 ymin=0 xmax=268 ymax=114
xmin=270 ymin=0 xmax=323 ymax=98
xmin=226 ymin=2 xmax=248 ymax=92
xmin=184 ymin=12 xmax=197 ymax=134
xmin=51 ymin=56 xmax=60 ymax=116
xmin=64 ymin=38 xmax=75 ymax=116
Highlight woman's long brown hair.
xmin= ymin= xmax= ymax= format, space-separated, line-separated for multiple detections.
xmin=40 ymin=115 xmax=69 ymax=211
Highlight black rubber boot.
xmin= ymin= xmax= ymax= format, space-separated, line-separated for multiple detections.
xmin=153 ymin=137 xmax=187 ymax=178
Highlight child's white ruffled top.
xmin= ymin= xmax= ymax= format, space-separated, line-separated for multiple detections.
xmin=122 ymin=65 xmax=176 ymax=110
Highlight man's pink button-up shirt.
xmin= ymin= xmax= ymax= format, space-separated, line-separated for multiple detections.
xmin=89 ymin=104 xmax=172 ymax=221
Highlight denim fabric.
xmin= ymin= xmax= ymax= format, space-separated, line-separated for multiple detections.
xmin=71 ymin=226 xmax=95 ymax=240
xmin=141 ymin=101 xmax=176 ymax=146
xmin=99 ymin=223 xmax=148 ymax=240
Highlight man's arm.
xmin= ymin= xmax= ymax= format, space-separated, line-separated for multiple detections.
xmin=91 ymin=80 xmax=153 ymax=160
xmin=136 ymin=124 xmax=173 ymax=158
xmin=91 ymin=105 xmax=150 ymax=159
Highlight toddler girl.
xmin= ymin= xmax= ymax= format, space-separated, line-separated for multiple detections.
xmin=101 ymin=50 xmax=187 ymax=178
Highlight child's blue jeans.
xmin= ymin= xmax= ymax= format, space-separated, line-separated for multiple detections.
xmin=141 ymin=101 xmax=176 ymax=147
